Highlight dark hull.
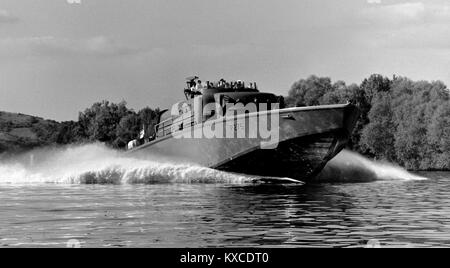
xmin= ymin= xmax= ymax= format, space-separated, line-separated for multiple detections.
xmin=128 ymin=103 xmax=359 ymax=181
xmin=215 ymin=130 xmax=348 ymax=179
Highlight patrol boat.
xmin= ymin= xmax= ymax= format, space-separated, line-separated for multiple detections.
xmin=127 ymin=77 xmax=359 ymax=181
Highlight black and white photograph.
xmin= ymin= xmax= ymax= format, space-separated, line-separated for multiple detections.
xmin=0 ymin=0 xmax=449 ymax=252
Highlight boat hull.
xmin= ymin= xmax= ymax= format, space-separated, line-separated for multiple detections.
xmin=128 ymin=103 xmax=359 ymax=181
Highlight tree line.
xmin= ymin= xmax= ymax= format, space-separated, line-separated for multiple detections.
xmin=286 ymin=74 xmax=450 ymax=170
xmin=53 ymin=101 xmax=159 ymax=149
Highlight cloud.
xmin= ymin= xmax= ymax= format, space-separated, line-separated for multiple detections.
xmin=0 ymin=9 xmax=19 ymax=24
xmin=367 ymin=0 xmax=382 ymax=4
xmin=357 ymin=2 xmax=450 ymax=51
xmin=361 ymin=2 xmax=450 ymax=26
xmin=0 ymin=36 xmax=144 ymax=58
xmin=361 ymin=2 xmax=425 ymax=24
xmin=369 ymin=24 xmax=450 ymax=50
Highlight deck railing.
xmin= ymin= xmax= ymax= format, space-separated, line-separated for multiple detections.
xmin=155 ymin=114 xmax=195 ymax=138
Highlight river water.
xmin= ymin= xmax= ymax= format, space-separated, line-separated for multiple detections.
xmin=0 ymin=144 xmax=449 ymax=248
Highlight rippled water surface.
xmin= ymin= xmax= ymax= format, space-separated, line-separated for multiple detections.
xmin=1 ymin=171 xmax=449 ymax=248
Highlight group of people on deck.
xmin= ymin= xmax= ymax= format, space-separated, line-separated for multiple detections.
xmin=189 ymin=78 xmax=258 ymax=94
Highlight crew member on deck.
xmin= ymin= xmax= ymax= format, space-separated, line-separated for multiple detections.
xmin=218 ymin=78 xmax=226 ymax=88
xmin=189 ymin=79 xmax=197 ymax=92
xmin=196 ymin=80 xmax=204 ymax=94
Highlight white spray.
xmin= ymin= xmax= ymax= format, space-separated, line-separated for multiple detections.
xmin=0 ymin=145 xmax=427 ymax=185
xmin=316 ymin=150 xmax=427 ymax=182
xmin=0 ymin=143 xmax=253 ymax=185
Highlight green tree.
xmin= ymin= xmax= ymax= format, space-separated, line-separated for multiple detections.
xmin=321 ymin=81 xmax=354 ymax=104
xmin=427 ymin=101 xmax=450 ymax=169
xmin=114 ymin=113 xmax=140 ymax=148
xmin=138 ymin=107 xmax=160 ymax=138
xmin=54 ymin=121 xmax=86 ymax=144
xmin=360 ymin=92 xmax=396 ymax=161
xmin=78 ymin=100 xmax=130 ymax=143
xmin=76 ymin=101 xmax=161 ymax=149
xmin=360 ymin=74 xmax=392 ymax=103
xmin=286 ymin=75 xmax=333 ymax=107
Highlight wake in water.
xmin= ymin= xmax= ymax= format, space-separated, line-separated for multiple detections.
xmin=0 ymin=144 xmax=426 ymax=185
xmin=0 ymin=143 xmax=253 ymax=185
xmin=315 ymin=150 xmax=427 ymax=182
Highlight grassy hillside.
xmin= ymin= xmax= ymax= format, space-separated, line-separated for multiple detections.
xmin=0 ymin=111 xmax=60 ymax=154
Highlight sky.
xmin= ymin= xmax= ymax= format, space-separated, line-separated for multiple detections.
xmin=0 ymin=0 xmax=449 ymax=121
